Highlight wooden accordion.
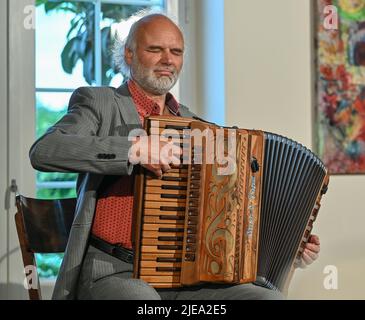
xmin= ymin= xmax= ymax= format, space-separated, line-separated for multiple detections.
xmin=132 ymin=116 xmax=329 ymax=292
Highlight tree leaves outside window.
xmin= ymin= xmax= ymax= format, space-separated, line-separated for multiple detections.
xmin=36 ymin=0 xmax=146 ymax=85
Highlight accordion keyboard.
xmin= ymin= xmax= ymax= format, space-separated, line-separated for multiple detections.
xmin=134 ymin=118 xmax=193 ymax=288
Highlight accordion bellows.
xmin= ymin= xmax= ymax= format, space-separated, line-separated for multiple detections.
xmin=133 ymin=116 xmax=329 ymax=293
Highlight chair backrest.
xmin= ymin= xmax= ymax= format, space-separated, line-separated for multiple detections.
xmin=14 ymin=194 xmax=77 ymax=300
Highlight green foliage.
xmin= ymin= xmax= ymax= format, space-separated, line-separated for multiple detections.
xmin=37 ymin=187 xmax=76 ymax=200
xmin=36 ymin=104 xmax=65 ymax=139
xmin=36 ymin=0 xmax=146 ymax=85
xmin=36 ymin=253 xmax=64 ymax=278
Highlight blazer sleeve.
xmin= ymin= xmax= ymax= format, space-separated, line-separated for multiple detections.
xmin=29 ymin=87 xmax=133 ymax=176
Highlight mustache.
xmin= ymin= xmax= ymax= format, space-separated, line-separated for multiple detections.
xmin=153 ymin=66 xmax=177 ymax=74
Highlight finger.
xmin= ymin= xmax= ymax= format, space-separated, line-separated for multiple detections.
xmin=309 ymin=234 xmax=320 ymax=245
xmin=169 ymin=141 xmax=182 ymax=155
xmin=172 ymin=144 xmax=183 ymax=155
xmin=161 ymin=153 xmax=182 ymax=167
xmin=161 ymin=144 xmax=182 ymax=161
xmin=142 ymin=164 xmax=163 ymax=179
xmin=161 ymin=143 xmax=182 ymax=158
xmin=170 ymin=155 xmax=182 ymax=166
xmin=161 ymin=164 xmax=171 ymax=173
xmin=305 ymin=242 xmax=320 ymax=254
xmin=149 ymin=169 xmax=163 ymax=179
xmin=304 ymin=248 xmax=318 ymax=262
xmin=301 ymin=251 xmax=313 ymax=266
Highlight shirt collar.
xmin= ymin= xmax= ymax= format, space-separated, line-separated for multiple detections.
xmin=127 ymin=79 xmax=180 ymax=118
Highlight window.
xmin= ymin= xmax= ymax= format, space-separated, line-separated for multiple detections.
xmin=35 ymin=0 xmax=165 ymax=278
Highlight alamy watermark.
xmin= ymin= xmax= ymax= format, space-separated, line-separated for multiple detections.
xmin=23 ymin=4 xmax=339 ymax=31
xmin=23 ymin=5 xmax=35 ymax=30
xmin=323 ymin=5 xmax=338 ymax=30
xmin=23 ymin=265 xmax=38 ymax=290
xmin=23 ymin=263 xmax=339 ymax=292
xmin=323 ymin=265 xmax=338 ymax=290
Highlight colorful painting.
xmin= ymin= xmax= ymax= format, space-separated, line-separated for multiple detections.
xmin=316 ymin=0 xmax=365 ymax=174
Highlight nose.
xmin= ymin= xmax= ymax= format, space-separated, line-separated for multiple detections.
xmin=160 ymin=49 xmax=173 ymax=65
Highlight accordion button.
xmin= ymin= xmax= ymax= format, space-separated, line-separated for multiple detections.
xmin=251 ymin=158 xmax=260 ymax=173
xmin=185 ymin=254 xmax=195 ymax=262
xmin=321 ymin=185 xmax=329 ymax=195
xmin=187 ymin=236 xmax=196 ymax=243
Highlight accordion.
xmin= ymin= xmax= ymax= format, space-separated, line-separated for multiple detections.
xmin=132 ymin=116 xmax=329 ymax=292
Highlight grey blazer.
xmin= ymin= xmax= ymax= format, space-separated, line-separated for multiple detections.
xmin=29 ymin=83 xmax=195 ymax=300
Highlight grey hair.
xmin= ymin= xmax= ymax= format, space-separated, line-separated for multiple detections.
xmin=112 ymin=10 xmax=178 ymax=79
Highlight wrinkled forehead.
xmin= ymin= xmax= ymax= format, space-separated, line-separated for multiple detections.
xmin=134 ymin=16 xmax=184 ymax=48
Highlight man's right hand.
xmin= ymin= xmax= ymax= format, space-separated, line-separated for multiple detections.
xmin=128 ymin=136 xmax=182 ymax=178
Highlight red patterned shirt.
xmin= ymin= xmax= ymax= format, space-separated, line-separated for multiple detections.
xmin=91 ymin=80 xmax=180 ymax=249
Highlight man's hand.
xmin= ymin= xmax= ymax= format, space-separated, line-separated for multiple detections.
xmin=297 ymin=234 xmax=321 ymax=269
xmin=128 ymin=135 xmax=182 ymax=178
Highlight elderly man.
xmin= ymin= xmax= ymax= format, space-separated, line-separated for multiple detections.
xmin=29 ymin=14 xmax=320 ymax=300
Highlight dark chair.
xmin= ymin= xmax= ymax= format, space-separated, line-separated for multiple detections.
xmin=14 ymin=194 xmax=76 ymax=300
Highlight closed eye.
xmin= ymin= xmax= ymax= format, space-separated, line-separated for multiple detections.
xmin=171 ymin=49 xmax=184 ymax=56
xmin=147 ymin=46 xmax=163 ymax=52
xmin=146 ymin=46 xmax=184 ymax=55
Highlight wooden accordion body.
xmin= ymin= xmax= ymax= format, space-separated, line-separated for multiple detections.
xmin=133 ymin=116 xmax=329 ymax=292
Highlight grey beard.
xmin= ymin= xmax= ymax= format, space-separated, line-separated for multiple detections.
xmin=131 ymin=60 xmax=179 ymax=95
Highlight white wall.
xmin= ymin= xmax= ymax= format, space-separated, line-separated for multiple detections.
xmin=179 ymin=0 xmax=225 ymax=125
xmin=0 ymin=0 xmax=36 ymax=300
xmin=224 ymin=0 xmax=365 ymax=299
xmin=178 ymin=0 xmax=200 ymax=115
xmin=0 ymin=0 xmax=9 ymax=300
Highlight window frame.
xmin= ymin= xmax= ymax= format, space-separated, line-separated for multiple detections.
xmin=35 ymin=0 xmax=171 ymax=193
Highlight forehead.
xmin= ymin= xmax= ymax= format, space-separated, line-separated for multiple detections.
xmin=135 ymin=18 xmax=184 ymax=48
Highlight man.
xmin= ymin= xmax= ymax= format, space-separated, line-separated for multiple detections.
xmin=29 ymin=14 xmax=320 ymax=300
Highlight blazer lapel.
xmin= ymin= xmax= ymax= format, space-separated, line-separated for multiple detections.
xmin=115 ymin=82 xmax=142 ymax=127
xmin=179 ymin=105 xmax=196 ymax=118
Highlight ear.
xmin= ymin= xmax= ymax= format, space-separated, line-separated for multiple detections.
xmin=125 ymin=47 xmax=133 ymax=66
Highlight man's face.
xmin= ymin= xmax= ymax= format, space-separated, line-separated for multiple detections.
xmin=126 ymin=17 xmax=184 ymax=95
